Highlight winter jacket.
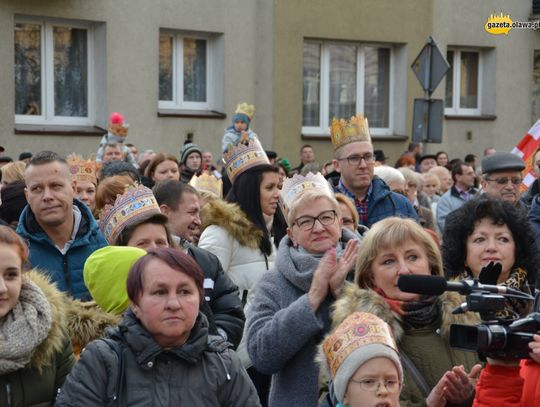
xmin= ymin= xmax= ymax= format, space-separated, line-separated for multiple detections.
xmin=333 ymin=177 xmax=419 ymax=228
xmin=56 ymin=309 xmax=260 ymax=406
xmin=186 ymin=244 xmax=245 ymax=349
xmin=436 ymin=186 xmax=477 ymax=232
xmin=473 ymin=361 xmax=540 ymax=407
xmin=330 ymin=285 xmax=481 ymax=407
xmin=521 ymin=179 xmax=539 ymax=207
xmin=246 ymin=230 xmax=359 ymax=407
xmin=529 ymin=195 xmax=540 ymax=253
xmin=17 ymin=199 xmax=108 ymax=300
xmin=0 ymin=271 xmax=75 ymax=407
xmin=221 ymin=127 xmax=258 ymax=153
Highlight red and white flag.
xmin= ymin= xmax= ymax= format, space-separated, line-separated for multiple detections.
xmin=511 ymin=119 xmax=540 ymax=190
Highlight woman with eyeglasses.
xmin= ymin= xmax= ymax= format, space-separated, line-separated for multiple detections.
xmin=246 ymin=188 xmax=359 ymax=407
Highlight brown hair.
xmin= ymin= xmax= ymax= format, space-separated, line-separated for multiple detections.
xmin=95 ymin=175 xmax=136 ymax=212
xmin=0 ymin=225 xmax=29 ymax=265
xmin=144 ymin=153 xmax=179 ymax=181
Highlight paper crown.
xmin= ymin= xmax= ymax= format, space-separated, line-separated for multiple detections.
xmin=281 ymin=172 xmax=334 ymax=214
xmin=189 ymin=172 xmax=223 ymax=198
xmin=223 ymin=137 xmax=270 ymax=183
xmin=234 ymin=103 xmax=255 ymax=121
xmin=330 ymin=114 xmax=371 ymax=150
xmin=99 ymin=184 xmax=162 ymax=244
xmin=66 ymin=155 xmax=100 ymax=185
xmin=108 ymin=112 xmax=129 ymax=138
xmin=323 ymin=312 xmax=398 ymax=378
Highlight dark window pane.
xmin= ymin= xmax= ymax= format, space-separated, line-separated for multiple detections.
xmin=14 ymin=23 xmax=42 ymax=115
xmin=183 ymin=38 xmax=206 ymax=102
xmin=303 ymin=42 xmax=321 ymax=126
xmin=329 ymin=44 xmax=356 ymax=123
xmin=460 ymin=51 xmax=479 ymax=109
xmin=53 ymin=26 xmax=88 ymax=117
xmin=532 ymin=50 xmax=540 ymax=124
xmin=159 ymin=35 xmax=173 ymax=101
xmin=445 ymin=50 xmax=454 ymax=108
xmin=364 ymin=47 xmax=390 ymax=128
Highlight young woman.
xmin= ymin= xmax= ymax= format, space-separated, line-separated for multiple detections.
xmin=144 ymin=153 xmax=180 ymax=186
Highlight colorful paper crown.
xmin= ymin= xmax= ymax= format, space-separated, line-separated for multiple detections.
xmin=189 ymin=172 xmax=223 ymax=198
xmin=108 ymin=112 xmax=129 ymax=138
xmin=66 ymin=155 xmax=100 ymax=185
xmin=323 ymin=312 xmax=397 ymax=378
xmin=330 ymin=114 xmax=371 ymax=150
xmin=99 ymin=185 xmax=162 ymax=244
xmin=224 ymin=137 xmax=269 ymax=183
xmin=281 ymin=172 xmax=334 ymax=214
xmin=234 ymin=103 xmax=255 ymax=121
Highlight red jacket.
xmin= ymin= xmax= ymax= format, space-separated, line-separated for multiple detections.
xmin=474 ymin=361 xmax=540 ymax=407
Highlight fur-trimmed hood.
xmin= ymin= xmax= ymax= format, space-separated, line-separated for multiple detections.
xmin=200 ymin=198 xmax=263 ymax=249
xmin=25 ymin=270 xmax=70 ymax=371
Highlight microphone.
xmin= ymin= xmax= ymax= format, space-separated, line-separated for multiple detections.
xmin=397 ymin=275 xmax=527 ymax=297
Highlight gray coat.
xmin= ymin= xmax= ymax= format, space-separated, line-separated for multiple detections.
xmin=246 ymin=230 xmax=358 ymax=407
xmin=56 ymin=309 xmax=260 ymax=406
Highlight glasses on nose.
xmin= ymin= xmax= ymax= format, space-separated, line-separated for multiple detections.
xmin=293 ymin=210 xmax=337 ymax=231
xmin=338 ymin=153 xmax=374 ymax=166
xmin=485 ymin=177 xmax=522 ymax=186
xmin=349 ymin=378 xmax=401 ymax=394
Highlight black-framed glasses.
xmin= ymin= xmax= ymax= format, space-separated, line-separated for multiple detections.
xmin=293 ymin=210 xmax=337 ymax=231
xmin=485 ymin=176 xmax=522 ymax=185
xmin=349 ymin=378 xmax=402 ymax=394
xmin=338 ymin=153 xmax=374 ymax=166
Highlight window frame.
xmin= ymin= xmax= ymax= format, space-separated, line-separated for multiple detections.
xmin=444 ymin=48 xmax=482 ymax=116
xmin=14 ymin=17 xmax=95 ymax=126
xmin=302 ymin=40 xmax=395 ymax=137
xmin=158 ymin=30 xmax=215 ymax=111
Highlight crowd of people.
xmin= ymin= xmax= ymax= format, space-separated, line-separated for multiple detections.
xmin=1 ymin=103 xmax=540 ymax=406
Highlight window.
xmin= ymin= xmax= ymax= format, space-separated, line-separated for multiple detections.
xmin=532 ymin=50 xmax=540 ymax=124
xmin=445 ymin=49 xmax=482 ymax=115
xmin=302 ymin=40 xmax=393 ymax=136
xmin=14 ymin=18 xmax=95 ymax=125
xmin=159 ymin=31 xmax=221 ymax=111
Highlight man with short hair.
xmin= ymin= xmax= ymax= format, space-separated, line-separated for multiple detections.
xmin=291 ymin=144 xmax=315 ymax=175
xmin=436 ymin=161 xmax=477 ymax=232
xmin=102 ymin=143 xmax=124 ymax=162
xmin=17 ymin=151 xmax=108 ymax=300
xmin=331 ymin=116 xmax=417 ymax=228
xmin=153 ymin=180 xmax=245 ymax=348
xmin=521 ymin=147 xmax=540 ymax=206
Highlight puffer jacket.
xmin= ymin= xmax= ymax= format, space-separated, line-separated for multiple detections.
xmin=17 ymin=199 xmax=108 ymax=300
xmin=55 ymin=309 xmax=260 ymax=406
xmin=0 ymin=270 xmax=75 ymax=407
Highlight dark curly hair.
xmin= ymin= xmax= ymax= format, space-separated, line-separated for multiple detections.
xmin=442 ymin=197 xmax=538 ymax=285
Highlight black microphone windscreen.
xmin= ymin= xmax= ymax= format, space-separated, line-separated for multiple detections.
xmin=397 ymin=275 xmax=447 ymax=296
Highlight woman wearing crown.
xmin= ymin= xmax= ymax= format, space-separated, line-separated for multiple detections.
xmin=245 ymin=173 xmax=360 ymax=407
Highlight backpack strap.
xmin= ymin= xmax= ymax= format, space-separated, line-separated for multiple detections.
xmin=400 ymin=352 xmax=431 ymax=398
xmin=101 ymin=338 xmax=126 ymax=406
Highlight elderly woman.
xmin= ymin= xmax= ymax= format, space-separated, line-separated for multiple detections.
xmin=443 ymin=197 xmax=537 ymax=318
xmin=246 ymin=185 xmax=359 ymax=407
xmin=399 ymin=167 xmax=435 ymax=231
xmin=0 ymin=226 xmax=75 ymax=405
xmin=56 ymin=248 xmax=259 ymax=406
xmin=332 ymin=217 xmax=481 ymax=406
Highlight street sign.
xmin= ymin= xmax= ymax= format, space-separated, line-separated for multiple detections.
xmin=412 ymin=99 xmax=443 ymax=143
xmin=411 ymin=36 xmax=450 ymax=95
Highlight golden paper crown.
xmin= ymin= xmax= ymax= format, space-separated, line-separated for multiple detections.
xmin=108 ymin=112 xmax=129 ymax=138
xmin=189 ymin=172 xmax=223 ymax=198
xmin=323 ymin=312 xmax=397 ymax=378
xmin=235 ymin=103 xmax=255 ymax=120
xmin=223 ymin=137 xmax=270 ymax=183
xmin=66 ymin=155 xmax=100 ymax=185
xmin=330 ymin=114 xmax=371 ymax=150
xmin=281 ymin=172 xmax=334 ymax=214
xmin=99 ymin=185 xmax=163 ymax=244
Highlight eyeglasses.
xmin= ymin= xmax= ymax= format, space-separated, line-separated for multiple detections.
xmin=293 ymin=210 xmax=337 ymax=231
xmin=349 ymin=378 xmax=402 ymax=394
xmin=338 ymin=153 xmax=374 ymax=166
xmin=485 ymin=177 xmax=522 ymax=186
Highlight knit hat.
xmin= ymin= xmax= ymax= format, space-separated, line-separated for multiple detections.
xmin=322 ymin=312 xmax=403 ymax=403
xmin=232 ymin=102 xmax=255 ymax=127
xmin=0 ymin=180 xmax=27 ymax=225
xmin=180 ymin=141 xmax=202 ymax=165
xmin=99 ymin=160 xmax=140 ymax=182
xmin=83 ymin=246 xmax=146 ymax=314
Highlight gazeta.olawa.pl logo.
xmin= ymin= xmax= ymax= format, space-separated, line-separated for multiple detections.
xmin=485 ymin=12 xmax=540 ymax=35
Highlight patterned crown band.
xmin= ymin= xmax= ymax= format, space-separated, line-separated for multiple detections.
xmin=189 ymin=172 xmax=223 ymax=198
xmin=330 ymin=114 xmax=371 ymax=150
xmin=99 ymin=184 xmax=162 ymax=244
xmin=66 ymin=155 xmax=100 ymax=185
xmin=224 ymin=137 xmax=270 ymax=183
xmin=281 ymin=172 xmax=334 ymax=213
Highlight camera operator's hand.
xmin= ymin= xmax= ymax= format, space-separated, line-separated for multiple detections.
xmin=528 ymin=334 xmax=540 ymax=363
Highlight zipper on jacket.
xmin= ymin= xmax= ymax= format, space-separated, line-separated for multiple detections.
xmin=5 ymin=383 xmax=11 ymax=407
xmin=63 ymin=255 xmax=72 ymax=296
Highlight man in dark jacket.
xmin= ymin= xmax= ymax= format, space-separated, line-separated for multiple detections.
xmin=17 ymin=151 xmax=108 ymax=300
xmin=153 ymin=180 xmax=245 ymax=348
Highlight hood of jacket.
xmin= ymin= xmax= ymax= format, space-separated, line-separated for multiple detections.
xmin=200 ymin=198 xmax=263 ymax=250
xmin=25 ymin=270 xmax=71 ymax=371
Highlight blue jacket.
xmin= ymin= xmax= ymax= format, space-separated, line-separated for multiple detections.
xmin=17 ymin=199 xmax=108 ymax=300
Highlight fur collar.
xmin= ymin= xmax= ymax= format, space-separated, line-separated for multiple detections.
xmin=200 ymin=198 xmax=263 ymax=249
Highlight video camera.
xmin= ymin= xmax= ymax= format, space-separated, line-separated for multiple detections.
xmin=397 ymin=266 xmax=537 ymax=360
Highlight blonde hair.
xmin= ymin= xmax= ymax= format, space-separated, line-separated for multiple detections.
xmin=355 ymin=217 xmax=443 ymax=288
xmin=334 ymin=193 xmax=358 ymax=227
xmin=422 ymin=172 xmax=440 ymax=189
xmin=1 ymin=161 xmax=25 ymax=184
xmin=286 ymin=190 xmax=339 ymax=226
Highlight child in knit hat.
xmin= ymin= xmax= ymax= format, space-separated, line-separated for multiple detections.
xmin=320 ymin=312 xmax=403 ymax=407
xmin=221 ymin=102 xmax=258 ymax=153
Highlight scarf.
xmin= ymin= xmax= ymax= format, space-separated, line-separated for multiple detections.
xmin=0 ymin=277 xmax=52 ymax=374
